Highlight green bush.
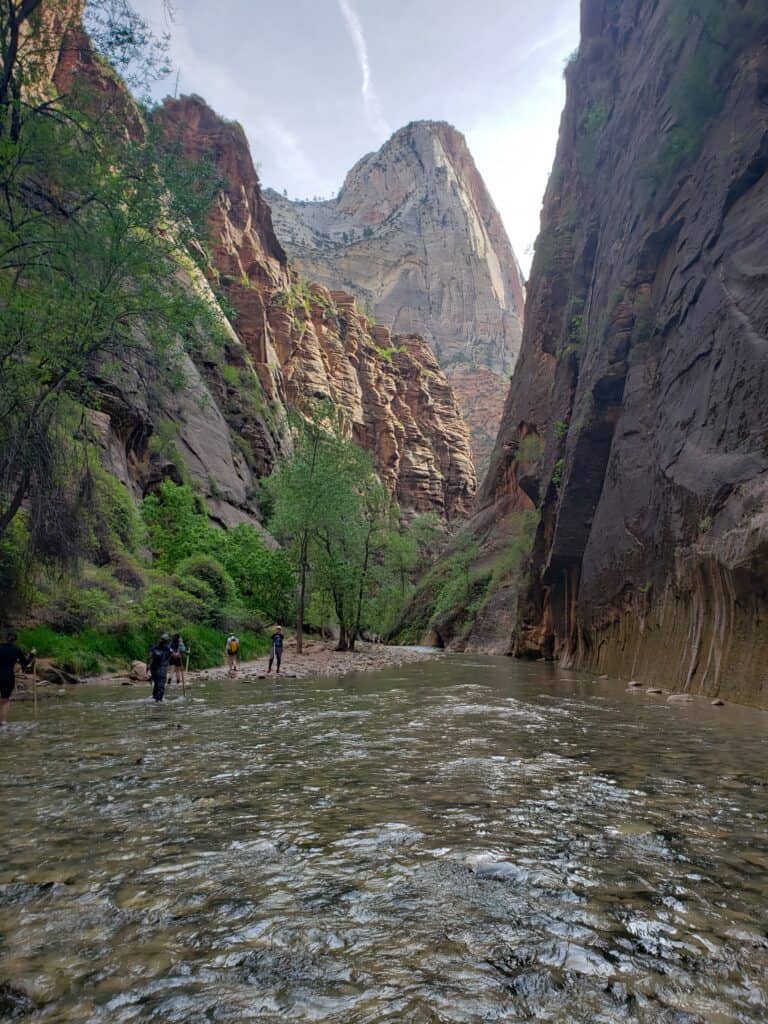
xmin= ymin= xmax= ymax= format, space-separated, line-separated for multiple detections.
xmin=90 ymin=465 xmax=143 ymax=558
xmin=175 ymin=553 xmax=237 ymax=606
xmin=554 ymin=420 xmax=568 ymax=441
xmin=139 ymin=581 xmax=209 ymax=627
xmin=42 ymin=583 xmax=114 ymax=633
xmin=141 ymin=481 xmax=210 ymax=571
xmin=518 ymin=435 xmax=544 ymax=462
xmin=0 ymin=515 xmax=35 ymax=615
xmin=17 ymin=622 xmax=270 ymax=674
xmin=208 ymin=524 xmax=295 ymax=623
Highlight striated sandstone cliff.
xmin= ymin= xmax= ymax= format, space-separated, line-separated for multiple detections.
xmin=476 ymin=0 xmax=768 ymax=705
xmin=40 ymin=21 xmax=476 ymax=526
xmin=273 ymin=292 xmax=476 ymax=518
xmin=155 ymin=96 xmax=476 ymax=519
xmin=265 ymin=122 xmax=526 ymax=468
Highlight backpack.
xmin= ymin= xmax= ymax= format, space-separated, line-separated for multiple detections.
xmin=227 ymin=637 xmax=239 ymax=655
xmin=149 ymin=645 xmax=167 ymax=673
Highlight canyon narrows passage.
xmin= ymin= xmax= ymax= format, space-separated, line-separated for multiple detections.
xmin=2 ymin=659 xmax=768 ymax=1023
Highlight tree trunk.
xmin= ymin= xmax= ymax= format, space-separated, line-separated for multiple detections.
xmin=335 ymin=624 xmax=348 ymax=652
xmin=351 ymin=528 xmax=373 ymax=653
xmin=296 ymin=533 xmax=308 ymax=655
xmin=0 ymin=470 xmax=29 ymax=539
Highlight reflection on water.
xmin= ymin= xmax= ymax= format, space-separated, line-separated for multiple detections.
xmin=1 ymin=657 xmax=767 ymax=1022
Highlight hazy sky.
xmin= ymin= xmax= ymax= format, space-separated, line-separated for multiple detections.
xmin=133 ymin=1 xmax=580 ymax=275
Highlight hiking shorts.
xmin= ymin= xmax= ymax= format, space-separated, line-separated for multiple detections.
xmin=0 ymin=677 xmax=15 ymax=700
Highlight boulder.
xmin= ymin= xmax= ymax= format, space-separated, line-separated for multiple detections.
xmin=39 ymin=666 xmax=82 ymax=686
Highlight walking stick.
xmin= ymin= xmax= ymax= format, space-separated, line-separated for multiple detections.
xmin=183 ymin=649 xmax=190 ymax=696
xmin=32 ymin=652 xmax=38 ymax=715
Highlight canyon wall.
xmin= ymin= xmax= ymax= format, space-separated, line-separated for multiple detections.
xmin=157 ymin=96 xmax=476 ymax=519
xmin=265 ymin=122 xmax=526 ymax=469
xmin=476 ymin=0 xmax=768 ymax=705
xmin=36 ymin=24 xmax=476 ymax=527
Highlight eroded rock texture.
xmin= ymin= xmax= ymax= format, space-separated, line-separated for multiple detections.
xmin=265 ymin=122 xmax=525 ymax=468
xmin=478 ymin=0 xmax=768 ymax=705
xmin=155 ymin=97 xmax=477 ymax=518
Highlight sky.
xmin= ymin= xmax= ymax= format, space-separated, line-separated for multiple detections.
xmin=132 ymin=0 xmax=581 ymax=276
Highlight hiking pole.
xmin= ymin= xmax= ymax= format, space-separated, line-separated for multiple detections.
xmin=183 ymin=649 xmax=190 ymax=696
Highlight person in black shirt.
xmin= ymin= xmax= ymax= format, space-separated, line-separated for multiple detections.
xmin=0 ymin=632 xmax=31 ymax=726
xmin=146 ymin=633 xmax=171 ymax=702
xmin=267 ymin=626 xmax=283 ymax=675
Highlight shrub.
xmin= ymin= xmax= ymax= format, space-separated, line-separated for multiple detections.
xmin=518 ymin=435 xmax=544 ymax=462
xmin=41 ymin=583 xmax=113 ymax=633
xmin=0 ymin=515 xmax=35 ymax=615
xmin=208 ymin=524 xmax=295 ymax=623
xmin=141 ymin=481 xmax=210 ymax=571
xmin=138 ymin=581 xmax=209 ymax=628
xmin=175 ymin=553 xmax=237 ymax=606
xmin=90 ymin=466 xmax=143 ymax=559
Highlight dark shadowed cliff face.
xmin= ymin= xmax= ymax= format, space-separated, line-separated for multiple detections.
xmin=478 ymin=0 xmax=768 ymax=705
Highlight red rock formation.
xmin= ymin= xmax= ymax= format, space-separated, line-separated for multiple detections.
xmin=475 ymin=0 xmax=768 ymax=705
xmin=265 ymin=121 xmax=526 ymax=468
xmin=272 ymin=290 xmax=476 ymax=518
xmin=157 ymin=96 xmax=477 ymax=518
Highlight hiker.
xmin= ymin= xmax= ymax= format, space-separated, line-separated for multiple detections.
xmin=169 ymin=633 xmax=187 ymax=686
xmin=268 ymin=626 xmax=283 ymax=675
xmin=226 ymin=634 xmax=239 ymax=676
xmin=147 ymin=633 xmax=172 ymax=702
xmin=0 ymin=633 xmax=32 ymax=726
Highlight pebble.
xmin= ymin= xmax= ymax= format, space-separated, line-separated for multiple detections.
xmin=667 ymin=693 xmax=694 ymax=702
xmin=647 ymin=688 xmax=663 ymax=694
xmin=711 ymin=698 xmax=725 ymax=707
xmin=628 ymin=680 xmax=643 ymax=688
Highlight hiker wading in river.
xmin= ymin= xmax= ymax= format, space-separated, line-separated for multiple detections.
xmin=268 ymin=626 xmax=283 ymax=675
xmin=169 ymin=633 xmax=187 ymax=687
xmin=147 ymin=633 xmax=172 ymax=702
xmin=226 ymin=634 xmax=240 ymax=677
xmin=0 ymin=633 xmax=32 ymax=726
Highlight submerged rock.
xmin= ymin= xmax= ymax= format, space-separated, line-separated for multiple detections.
xmin=0 ymin=981 xmax=37 ymax=1020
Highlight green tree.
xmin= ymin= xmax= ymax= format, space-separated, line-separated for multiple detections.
xmin=208 ymin=524 xmax=295 ymax=625
xmin=267 ymin=407 xmax=396 ymax=652
xmin=141 ymin=482 xmax=210 ymax=571
xmin=0 ymin=1 xmax=219 ymax=562
xmin=266 ymin=407 xmax=340 ymax=653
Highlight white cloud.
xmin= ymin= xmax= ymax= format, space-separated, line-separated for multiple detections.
xmin=336 ymin=0 xmax=391 ymax=139
xmin=129 ymin=0 xmax=330 ymax=197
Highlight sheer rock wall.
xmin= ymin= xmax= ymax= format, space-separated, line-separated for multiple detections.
xmin=265 ymin=121 xmax=526 ymax=469
xmin=476 ymin=0 xmax=768 ymax=705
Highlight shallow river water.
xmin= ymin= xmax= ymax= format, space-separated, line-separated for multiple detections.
xmin=1 ymin=656 xmax=767 ymax=1023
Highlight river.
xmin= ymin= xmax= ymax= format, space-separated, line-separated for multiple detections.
xmin=1 ymin=656 xmax=767 ymax=1022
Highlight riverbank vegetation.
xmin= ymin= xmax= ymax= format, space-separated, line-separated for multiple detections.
xmin=0 ymin=2 xmax=450 ymax=674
